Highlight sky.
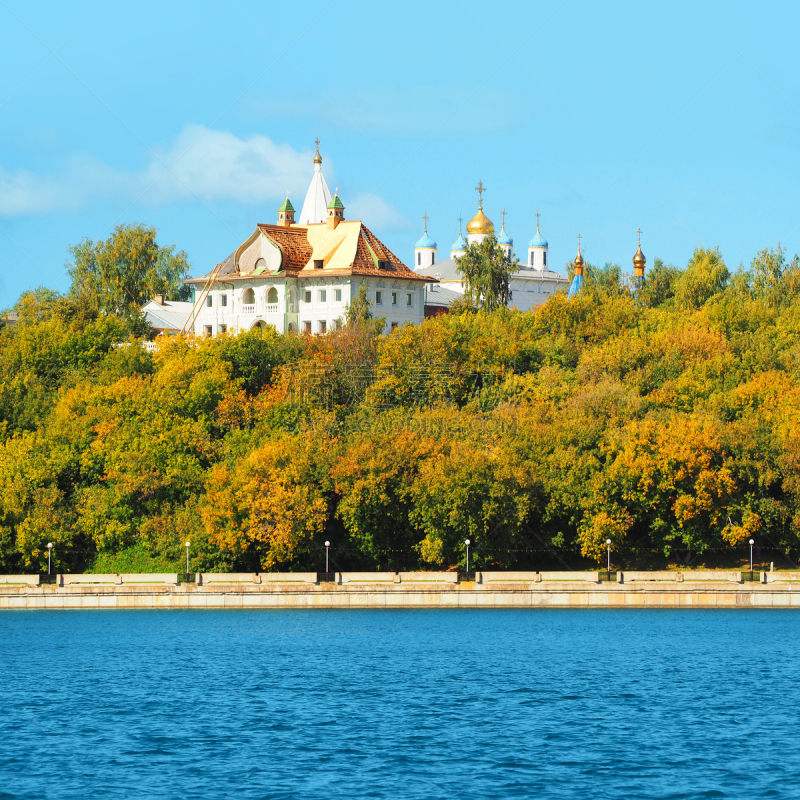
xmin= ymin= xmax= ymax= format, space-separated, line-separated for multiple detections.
xmin=1 ymin=0 xmax=799 ymax=308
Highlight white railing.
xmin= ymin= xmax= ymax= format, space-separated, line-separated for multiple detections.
xmin=242 ymin=304 xmax=255 ymax=314
xmin=265 ymin=304 xmax=279 ymax=314
xmin=143 ymin=341 xmax=158 ymax=353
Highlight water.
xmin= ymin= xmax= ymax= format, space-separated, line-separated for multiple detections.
xmin=1 ymin=609 xmax=799 ymax=799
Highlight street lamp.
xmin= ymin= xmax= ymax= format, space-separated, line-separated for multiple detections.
xmin=749 ymin=539 xmax=755 ymax=581
xmin=46 ymin=543 xmax=53 ymax=577
xmin=325 ymin=541 xmax=330 ymax=574
xmin=465 ymin=539 xmax=471 ymax=573
xmin=606 ymin=539 xmax=612 ymax=582
xmin=185 ymin=541 xmax=191 ymax=580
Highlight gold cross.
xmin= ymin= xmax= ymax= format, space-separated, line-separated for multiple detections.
xmin=315 ymin=137 xmax=320 ymax=149
xmin=422 ymin=212 xmax=429 ymax=232
xmin=577 ymin=233 xmax=582 ymax=252
xmin=475 ymin=180 xmax=485 ymax=208
xmin=637 ymin=227 xmax=642 ymax=246
xmin=457 ymin=214 xmax=463 ymax=234
xmin=536 ymin=209 xmax=541 ymax=230
xmin=501 ymin=208 xmax=506 ymax=228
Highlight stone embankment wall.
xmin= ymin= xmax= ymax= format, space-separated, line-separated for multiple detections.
xmin=2 ymin=571 xmax=800 ymax=609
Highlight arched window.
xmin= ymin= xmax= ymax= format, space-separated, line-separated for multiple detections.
xmin=431 ymin=252 xmax=435 ymax=265
xmin=417 ymin=252 xmax=421 ymax=266
xmin=254 ymin=258 xmax=267 ymax=273
xmin=243 ymin=288 xmax=255 ymax=304
xmin=288 ymin=286 xmax=297 ymax=313
xmin=543 ymin=251 xmax=547 ymax=267
xmin=267 ymin=287 xmax=278 ymax=304
xmin=530 ymin=252 xmax=534 ymax=267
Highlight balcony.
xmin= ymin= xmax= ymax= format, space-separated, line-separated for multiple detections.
xmin=242 ymin=304 xmax=255 ymax=315
xmin=266 ymin=304 xmax=279 ymax=314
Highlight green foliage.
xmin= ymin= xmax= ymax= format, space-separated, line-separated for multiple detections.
xmin=456 ymin=234 xmax=519 ymax=312
xmin=3 ymin=239 xmax=800 ymax=574
xmin=68 ymin=224 xmax=191 ymax=316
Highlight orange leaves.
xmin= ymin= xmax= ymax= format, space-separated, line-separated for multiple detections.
xmin=200 ymin=437 xmax=329 ymax=569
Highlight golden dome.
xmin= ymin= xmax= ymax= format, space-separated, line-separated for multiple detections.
xmin=313 ymin=137 xmax=322 ymax=164
xmin=466 ymin=207 xmax=494 ymax=235
xmin=633 ymin=245 xmax=646 ymax=269
xmin=574 ymin=248 xmax=584 ymax=269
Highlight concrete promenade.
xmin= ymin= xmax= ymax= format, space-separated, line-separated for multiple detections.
xmin=2 ymin=572 xmax=800 ymax=609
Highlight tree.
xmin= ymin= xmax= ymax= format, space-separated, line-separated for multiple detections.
xmin=345 ymin=281 xmax=373 ymax=326
xmin=456 ymin=234 xmax=518 ymax=312
xmin=68 ymin=224 xmax=191 ymax=316
xmin=675 ymin=247 xmax=729 ymax=309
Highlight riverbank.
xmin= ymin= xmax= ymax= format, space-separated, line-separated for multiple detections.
xmin=2 ymin=571 xmax=800 ymax=609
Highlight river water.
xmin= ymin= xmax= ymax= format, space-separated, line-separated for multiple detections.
xmin=1 ymin=609 xmax=799 ymax=799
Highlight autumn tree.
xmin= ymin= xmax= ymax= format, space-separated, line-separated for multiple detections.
xmin=456 ymin=234 xmax=518 ymax=312
xmin=68 ymin=224 xmax=191 ymax=316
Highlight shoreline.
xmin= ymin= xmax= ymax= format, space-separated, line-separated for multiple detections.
xmin=3 ymin=580 xmax=800 ymax=610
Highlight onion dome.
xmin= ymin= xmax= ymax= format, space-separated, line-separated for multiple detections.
xmin=574 ymin=235 xmax=585 ymax=273
xmin=497 ymin=227 xmax=513 ymax=246
xmin=416 ymin=230 xmax=437 ymax=249
xmin=529 ymin=230 xmax=548 ymax=248
xmin=451 ymin=233 xmax=468 ymax=252
xmin=467 ymin=207 xmax=494 ymax=236
xmin=633 ymin=230 xmax=646 ymax=271
xmin=313 ymin=138 xmax=322 ymax=164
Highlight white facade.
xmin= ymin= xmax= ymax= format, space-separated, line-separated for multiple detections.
xmin=191 ymin=277 xmax=425 ymax=337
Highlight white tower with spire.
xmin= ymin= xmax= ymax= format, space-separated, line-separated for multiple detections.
xmin=298 ymin=138 xmax=333 ymax=225
xmin=497 ymin=209 xmax=513 ymax=260
xmin=450 ymin=215 xmax=468 ymax=260
xmin=527 ymin=210 xmax=549 ymax=271
xmin=414 ymin=213 xmax=437 ymax=270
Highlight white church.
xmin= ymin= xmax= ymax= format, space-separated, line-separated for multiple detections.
xmin=180 ymin=142 xmax=431 ymax=336
xmin=412 ymin=182 xmax=568 ymax=312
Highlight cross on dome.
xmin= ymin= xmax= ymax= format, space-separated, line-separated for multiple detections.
xmin=475 ymin=180 xmax=485 ymax=209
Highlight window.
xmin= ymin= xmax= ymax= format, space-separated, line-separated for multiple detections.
xmin=319 ymin=320 xmax=327 ymax=333
xmin=314 ymin=259 xmax=324 ymax=269
xmin=303 ymin=321 xmax=312 ymax=333
xmin=417 ymin=252 xmax=421 ymax=266
xmin=378 ymin=260 xmax=388 ymax=269
xmin=392 ymin=292 xmax=398 ymax=306
xmin=335 ymin=289 xmax=342 ymax=302
xmin=203 ymin=325 xmax=212 ymax=337
xmin=221 ymin=294 xmax=227 ymax=307
xmin=206 ymin=295 xmax=213 ymax=308
xmin=391 ymin=321 xmax=399 ymax=332
xmin=243 ymin=288 xmax=255 ymax=305
xmin=406 ymin=293 xmax=413 ymax=307
xmin=530 ymin=252 xmax=534 ymax=266
xmin=289 ymin=287 xmax=297 ymax=313
xmin=219 ymin=324 xmax=227 ymax=333
xmin=319 ymin=290 xmax=326 ymax=303
xmin=304 ymin=290 xmax=312 ymax=303
xmin=376 ymin=291 xmax=383 ymax=305
xmin=431 ymin=253 xmax=435 ymax=265
xmin=543 ymin=251 xmax=547 ymax=267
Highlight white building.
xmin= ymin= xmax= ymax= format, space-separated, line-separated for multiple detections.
xmin=185 ymin=143 xmax=431 ymax=336
xmin=413 ymin=185 xmax=568 ymax=312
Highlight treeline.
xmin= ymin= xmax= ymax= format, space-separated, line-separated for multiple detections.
xmin=2 ymin=243 xmax=800 ymax=575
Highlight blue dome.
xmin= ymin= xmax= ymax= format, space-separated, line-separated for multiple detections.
xmin=451 ymin=234 xmax=468 ymax=252
xmin=415 ymin=231 xmax=436 ymax=249
xmin=497 ymin=228 xmax=513 ymax=246
xmin=529 ymin=231 xmax=548 ymax=248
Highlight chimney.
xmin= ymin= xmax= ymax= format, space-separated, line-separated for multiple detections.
xmin=326 ymin=191 xmax=345 ymax=230
xmin=277 ymin=193 xmax=295 ymax=228
xmin=154 ymin=294 xmax=165 ymax=306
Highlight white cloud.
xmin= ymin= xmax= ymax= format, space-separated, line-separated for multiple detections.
xmin=0 ymin=127 xmax=410 ymax=231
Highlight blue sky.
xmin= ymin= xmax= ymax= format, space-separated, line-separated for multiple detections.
xmin=1 ymin=0 xmax=799 ymax=307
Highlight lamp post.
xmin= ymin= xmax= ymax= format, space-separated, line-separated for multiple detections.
xmin=46 ymin=543 xmax=52 ymax=577
xmin=606 ymin=539 xmax=612 ymax=582
xmin=749 ymin=539 xmax=754 ymax=582
xmin=465 ymin=539 xmax=470 ymax=573
xmin=185 ymin=541 xmax=191 ymax=581
xmin=325 ymin=541 xmax=330 ymax=574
